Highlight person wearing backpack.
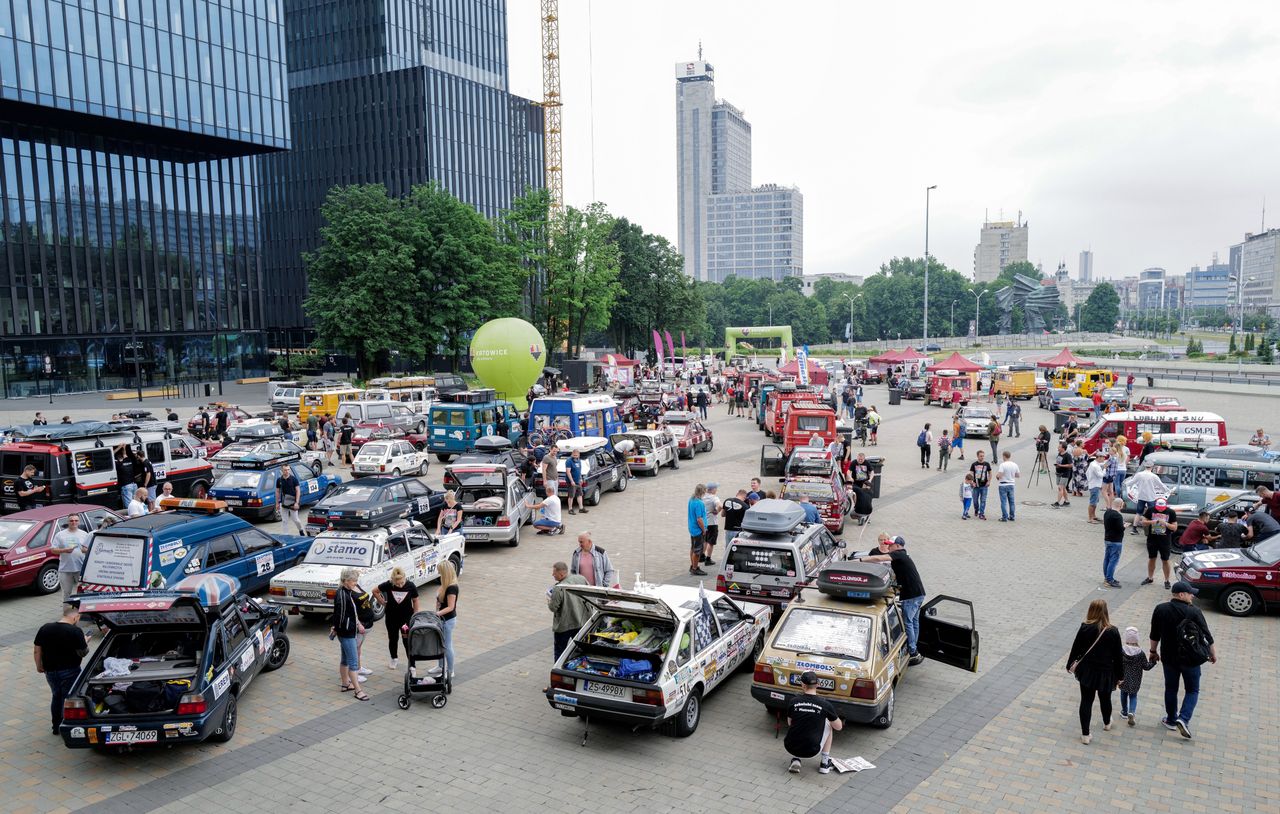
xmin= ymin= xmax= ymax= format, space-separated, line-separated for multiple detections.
xmin=1148 ymin=582 xmax=1217 ymax=740
xmin=917 ymin=423 xmax=933 ymax=469
xmin=988 ymin=416 xmax=1003 ymax=459
xmin=936 ymin=430 xmax=952 ymax=471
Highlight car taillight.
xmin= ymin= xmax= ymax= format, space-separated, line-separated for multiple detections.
xmin=632 ymin=688 xmax=664 ymax=706
xmin=851 ymin=678 xmax=877 ymax=699
xmin=247 ymin=498 xmax=262 ymax=507
xmin=380 ymin=465 xmax=386 ymax=472
xmin=753 ymin=664 xmax=775 ymax=684
xmin=62 ymin=698 xmax=88 ymax=720
xmin=550 ymin=673 xmax=574 ymax=691
xmin=269 ymin=585 xmax=286 ymax=596
xmin=495 ymin=517 xmax=510 ymax=527
xmin=308 ymin=515 xmax=325 ymax=525
xmin=176 ymin=693 xmax=207 ymax=715
xmin=325 ymin=588 xmax=337 ymax=599
xmin=715 ymin=574 xmax=726 ymax=591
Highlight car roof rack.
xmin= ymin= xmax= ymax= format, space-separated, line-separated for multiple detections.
xmin=815 ymin=562 xmax=896 ymax=601
xmin=229 ymin=451 xmax=303 ymax=469
xmin=442 ymin=388 xmax=495 ymax=405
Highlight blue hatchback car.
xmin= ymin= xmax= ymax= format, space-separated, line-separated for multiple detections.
xmin=76 ymin=498 xmax=312 ymax=594
xmin=209 ymin=452 xmax=342 ymax=522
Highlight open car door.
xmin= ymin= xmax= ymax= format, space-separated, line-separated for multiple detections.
xmin=760 ymin=445 xmax=785 ymax=477
xmin=917 ymin=595 xmax=979 ymax=672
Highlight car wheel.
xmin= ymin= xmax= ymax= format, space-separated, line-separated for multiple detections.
xmin=586 ymin=484 xmax=602 ymax=507
xmin=436 ymin=453 xmax=452 ymax=463
xmin=191 ymin=481 xmax=209 ymax=499
xmin=210 ymin=694 xmax=237 ymax=742
xmin=664 ymin=688 xmax=702 ymax=737
xmin=418 ymin=460 xmax=429 ymax=476
xmin=391 ymin=468 xmax=401 ymax=477
xmin=703 ymin=439 xmax=714 ymax=453
xmin=870 ymin=685 xmax=895 ymax=729
xmin=739 ymin=634 xmax=765 ymax=673
xmin=449 ymin=552 xmax=464 ymax=576
xmin=370 ymin=595 xmax=386 ymax=622
xmin=1219 ymin=585 xmax=1260 ymax=617
xmin=34 ymin=563 xmax=60 ymax=595
xmin=263 ymin=634 xmax=290 ymax=671
xmin=614 ymin=473 xmax=628 ymax=493
xmin=418 ymin=421 xmax=426 ymax=434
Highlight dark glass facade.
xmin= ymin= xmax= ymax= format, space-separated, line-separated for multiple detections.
xmin=259 ymin=0 xmax=544 ymax=329
xmin=0 ymin=0 xmax=289 ymax=396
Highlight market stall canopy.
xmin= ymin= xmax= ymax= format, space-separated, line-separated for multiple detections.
xmin=932 ymin=352 xmax=985 ymax=373
xmin=868 ymin=349 xmax=909 ymax=364
xmin=601 ymin=354 xmax=639 ymax=367
xmin=897 ymin=348 xmax=931 ymax=362
xmin=1035 ymin=348 xmax=1095 ymax=369
xmin=777 ymin=358 xmax=829 ymax=385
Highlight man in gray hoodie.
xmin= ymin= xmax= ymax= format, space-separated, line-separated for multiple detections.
xmin=548 ymin=562 xmax=591 ymax=659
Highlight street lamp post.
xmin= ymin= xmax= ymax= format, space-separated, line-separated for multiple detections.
xmin=972 ymin=289 xmax=986 ymax=343
xmin=923 ymin=184 xmax=937 ymax=346
xmin=950 ymin=300 xmax=957 ymax=340
xmin=842 ymin=292 xmax=862 ymax=358
xmin=1229 ymin=274 xmax=1254 ymax=372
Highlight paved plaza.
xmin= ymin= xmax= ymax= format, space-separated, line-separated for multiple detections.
xmin=2 ymin=384 xmax=1277 ymax=814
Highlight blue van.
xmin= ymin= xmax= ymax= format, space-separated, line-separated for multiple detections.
xmin=526 ymin=393 xmax=626 ymax=447
xmin=427 ymin=389 xmax=523 ymax=461
xmin=209 ymin=452 xmax=343 ymax=521
xmin=76 ymin=500 xmax=312 ymax=593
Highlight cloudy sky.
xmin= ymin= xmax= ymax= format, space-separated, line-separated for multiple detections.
xmin=507 ymin=0 xmax=1280 ymax=281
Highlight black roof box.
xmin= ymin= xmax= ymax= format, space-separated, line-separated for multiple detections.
xmin=775 ymin=381 xmax=797 ymax=393
xmin=816 ymin=562 xmax=896 ymax=600
xmin=740 ymin=498 xmax=805 ymax=535
xmin=445 ymin=388 xmax=495 ymax=405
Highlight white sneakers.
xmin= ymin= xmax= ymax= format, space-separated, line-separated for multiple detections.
xmin=1081 ymin=734 xmax=1091 ymax=744
xmin=358 ymin=667 xmax=373 ymax=675
xmin=389 ymin=659 xmax=399 ymax=670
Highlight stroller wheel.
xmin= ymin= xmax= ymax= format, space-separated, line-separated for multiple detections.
xmin=397 ymin=695 xmax=411 ymax=710
xmin=431 ymin=694 xmax=448 ymax=709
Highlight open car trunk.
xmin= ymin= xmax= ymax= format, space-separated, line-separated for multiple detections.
xmin=77 ymin=626 xmax=206 ymax=717
xmin=561 ymin=613 xmax=675 ymax=685
xmin=458 ymin=487 xmax=507 ymax=527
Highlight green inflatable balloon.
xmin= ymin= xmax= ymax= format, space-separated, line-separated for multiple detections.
xmin=469 ymin=318 xmax=546 ymax=410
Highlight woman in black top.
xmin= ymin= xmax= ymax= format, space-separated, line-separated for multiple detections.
xmin=436 ymin=561 xmax=460 ymax=678
xmin=1065 ymin=599 xmax=1125 ymax=743
xmin=373 ymin=567 xmax=420 ymax=668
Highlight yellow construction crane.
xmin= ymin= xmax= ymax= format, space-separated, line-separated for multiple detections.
xmin=541 ymin=0 xmax=564 ymax=212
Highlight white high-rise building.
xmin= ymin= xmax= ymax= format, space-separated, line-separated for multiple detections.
xmin=973 ymin=218 xmax=1029 ymax=282
xmin=1079 ymin=250 xmax=1093 ymax=282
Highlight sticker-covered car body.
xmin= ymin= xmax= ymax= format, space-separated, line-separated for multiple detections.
xmin=1176 ymin=532 xmax=1280 ymax=617
xmin=208 ymin=453 xmax=342 ymax=522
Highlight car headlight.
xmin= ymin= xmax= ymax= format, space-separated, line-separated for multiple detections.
xmin=356 ymin=509 xmax=370 ymax=518
xmin=1183 ymin=567 xmax=1200 ymax=580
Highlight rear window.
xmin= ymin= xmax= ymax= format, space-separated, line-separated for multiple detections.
xmin=305 ymin=537 xmax=376 ymax=567
xmin=773 ymin=608 xmax=872 ymax=661
xmin=335 ymin=405 xmax=363 ymax=421
xmin=215 ymin=471 xmax=262 ymax=489
xmin=82 ymin=534 xmax=148 ymax=587
xmin=358 ymin=443 xmax=390 ymax=459
xmin=431 ymin=408 xmax=467 ymax=427
xmin=73 ymin=449 xmax=115 ymax=476
xmin=727 ymin=544 xmax=796 ymax=577
xmin=795 ymin=415 xmax=828 ymax=432
xmin=0 ymin=519 xmax=36 ymax=549
xmin=667 ymin=424 xmax=687 ymax=437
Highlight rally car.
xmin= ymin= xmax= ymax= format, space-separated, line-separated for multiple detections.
xmin=957 ymin=406 xmax=997 ymax=438
xmin=268 ymin=515 xmax=465 ymax=620
xmin=1136 ymin=394 xmax=1184 ymax=412
xmin=1175 ymin=529 xmax=1280 ymax=617
xmin=76 ymin=498 xmax=312 ymax=594
xmin=208 ymin=453 xmax=342 ymax=522
xmin=61 ymin=573 xmax=289 ymax=749
xmin=780 ymin=475 xmax=851 ymax=534
xmin=351 ymin=438 xmax=429 ymax=478
xmin=609 ymin=430 xmax=678 ymax=474
xmin=350 ymin=423 xmax=408 ymax=450
xmin=751 ymin=563 xmax=980 ymax=729
xmin=443 ymin=462 xmax=531 ymax=547
xmin=714 ymin=499 xmax=846 ymax=608
xmin=546 ymin=582 xmax=770 ymax=737
xmin=305 ymin=476 xmax=444 ymax=536
xmin=210 ymin=433 xmax=325 ymax=474
xmin=0 ymin=504 xmax=121 ymax=594
xmin=186 ymin=404 xmax=258 ymax=438
xmin=549 ymin=437 xmax=629 ymax=505
xmin=661 ymin=411 xmax=715 ymax=459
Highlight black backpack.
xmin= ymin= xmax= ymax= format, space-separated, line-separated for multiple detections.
xmin=1174 ymin=606 xmax=1211 ymax=666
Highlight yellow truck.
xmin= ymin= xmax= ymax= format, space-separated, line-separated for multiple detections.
xmin=991 ymin=370 xmax=1037 ymax=399
xmin=1050 ymin=367 xmax=1115 ymax=398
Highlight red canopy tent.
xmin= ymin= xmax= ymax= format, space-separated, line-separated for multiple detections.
xmin=931 ymin=352 xmax=985 ymax=373
xmin=1035 ymin=348 xmax=1095 ymax=369
xmin=867 ymin=349 xmax=904 ymax=364
xmin=601 ymin=353 xmax=639 ymax=367
xmin=777 ymin=358 xmax=829 ymax=385
xmin=897 ymin=348 xmax=931 ymax=362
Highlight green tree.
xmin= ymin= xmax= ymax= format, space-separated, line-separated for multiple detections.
xmin=607 ymin=218 xmax=704 ymax=354
xmin=498 ymin=187 xmax=553 ymax=325
xmin=543 ymin=203 xmax=623 ymax=356
xmin=1245 ymin=333 xmax=1256 ymax=352
xmin=1229 ymin=333 xmax=1238 ymax=355
xmin=1079 ymin=283 xmax=1120 ymax=332
xmin=303 ymin=184 xmax=419 ymax=378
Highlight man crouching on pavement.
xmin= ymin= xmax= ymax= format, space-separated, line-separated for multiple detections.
xmin=785 ymin=671 xmax=843 ymax=774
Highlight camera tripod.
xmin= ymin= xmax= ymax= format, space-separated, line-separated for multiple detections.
xmin=1027 ymin=449 xmax=1051 ymax=488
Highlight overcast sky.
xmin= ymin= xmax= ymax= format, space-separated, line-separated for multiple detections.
xmin=507 ymin=1 xmax=1280 ymax=282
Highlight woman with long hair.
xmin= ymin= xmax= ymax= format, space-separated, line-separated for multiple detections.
xmin=1065 ymin=599 xmax=1125 ymax=744
xmin=435 ymin=561 xmax=460 ymax=678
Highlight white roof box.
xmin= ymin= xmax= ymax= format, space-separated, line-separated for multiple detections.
xmin=740 ymin=498 xmax=806 ymax=535
xmin=934 ymin=369 xmax=960 ymax=376
xmin=555 ymin=436 xmax=609 ymax=455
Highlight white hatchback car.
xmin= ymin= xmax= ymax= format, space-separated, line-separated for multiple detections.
xmin=610 ymin=429 xmax=679 ymax=474
xmin=352 ymin=439 xmax=428 ymax=478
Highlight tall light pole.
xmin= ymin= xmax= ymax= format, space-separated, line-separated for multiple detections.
xmin=842 ymin=292 xmax=862 ymax=357
xmin=950 ymin=300 xmax=957 ymax=339
xmin=923 ymin=184 xmax=937 ymax=345
xmin=1229 ymin=274 xmax=1254 ymax=372
xmin=972 ymin=289 xmax=986 ymax=342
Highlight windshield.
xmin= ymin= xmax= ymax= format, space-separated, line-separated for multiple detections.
xmin=773 ymin=608 xmax=872 ymax=661
xmin=1251 ymin=533 xmax=1280 ymax=563
xmin=327 ymin=484 xmax=380 ymax=504
xmin=82 ymin=534 xmax=147 ymax=587
xmin=727 ymin=544 xmax=796 ymax=577
xmin=305 ymin=537 xmax=376 ymax=567
xmin=214 ymin=471 xmax=262 ymax=489
xmin=620 ymin=435 xmax=653 ymax=452
xmin=0 ymin=520 xmax=36 ymax=549
xmin=961 ymin=408 xmax=991 ymax=419
xmin=358 ymin=443 xmax=390 ymax=458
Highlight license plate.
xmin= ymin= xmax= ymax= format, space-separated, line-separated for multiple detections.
xmin=463 ymin=530 xmax=486 ymax=539
xmin=554 ymin=703 xmax=576 ymax=711
xmin=789 ymin=674 xmax=835 ymax=691
xmin=105 ymin=730 xmax=158 ymax=744
xmin=223 ymin=499 xmax=242 ymax=506
xmin=844 ymin=590 xmax=871 ymax=599
xmin=582 ymin=680 xmax=627 ymax=700
xmin=293 ymin=589 xmax=325 ymax=599
xmin=3 ymin=501 xmax=17 ymax=510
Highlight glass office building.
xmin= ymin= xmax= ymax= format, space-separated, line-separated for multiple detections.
xmin=0 ymin=0 xmax=289 ymax=397
xmin=259 ymin=0 xmax=545 ymax=330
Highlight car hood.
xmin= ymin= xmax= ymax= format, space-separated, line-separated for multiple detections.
xmin=272 ymin=562 xmax=352 ymax=587
xmin=1184 ymin=548 xmax=1255 ymax=571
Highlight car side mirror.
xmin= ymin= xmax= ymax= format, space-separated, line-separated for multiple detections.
xmin=836 ymin=540 xmax=847 ymax=548
xmin=926 ymin=607 xmax=938 ymax=617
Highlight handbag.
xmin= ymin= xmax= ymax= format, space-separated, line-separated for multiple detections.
xmin=1068 ymin=627 xmax=1106 ymax=675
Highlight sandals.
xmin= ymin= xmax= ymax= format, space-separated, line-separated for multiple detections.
xmin=341 ymin=685 xmax=355 ymax=692
xmin=353 ymin=691 xmax=370 ymax=701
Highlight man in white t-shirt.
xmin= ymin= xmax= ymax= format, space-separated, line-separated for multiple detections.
xmin=995 ymin=451 xmax=1021 ymax=522
xmin=127 ymin=488 xmax=150 ymax=518
xmin=527 ymin=488 xmax=564 ymax=535
xmin=1127 ymin=461 xmax=1163 ymax=534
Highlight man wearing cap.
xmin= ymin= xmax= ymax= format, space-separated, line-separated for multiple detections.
xmin=859 ymin=534 xmax=926 ymax=665
xmin=1139 ymin=496 xmax=1179 ymax=589
xmin=784 ymin=671 xmax=844 ymax=774
xmin=1127 ymin=461 xmax=1163 ymax=535
xmin=701 ymin=483 xmax=723 ymax=567
xmin=1149 ymin=582 xmax=1216 ymax=739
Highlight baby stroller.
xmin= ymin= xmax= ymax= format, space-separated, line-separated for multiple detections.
xmin=397 ymin=611 xmax=452 ymax=710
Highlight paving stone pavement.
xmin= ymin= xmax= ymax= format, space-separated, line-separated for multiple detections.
xmin=0 ymin=383 xmax=1275 ymax=814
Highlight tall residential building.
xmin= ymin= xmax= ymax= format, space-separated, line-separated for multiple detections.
xmin=1184 ymin=262 xmax=1231 ymax=310
xmin=0 ymin=0 xmax=289 ymax=397
xmin=1229 ymin=229 xmax=1280 ymax=315
xmin=259 ymin=0 xmax=545 ymax=330
xmin=1136 ymin=267 xmax=1180 ymax=311
xmin=675 ymin=58 xmax=801 ymax=282
xmin=1078 ymin=250 xmax=1093 ymax=282
xmin=973 ymin=218 xmax=1029 ymax=282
